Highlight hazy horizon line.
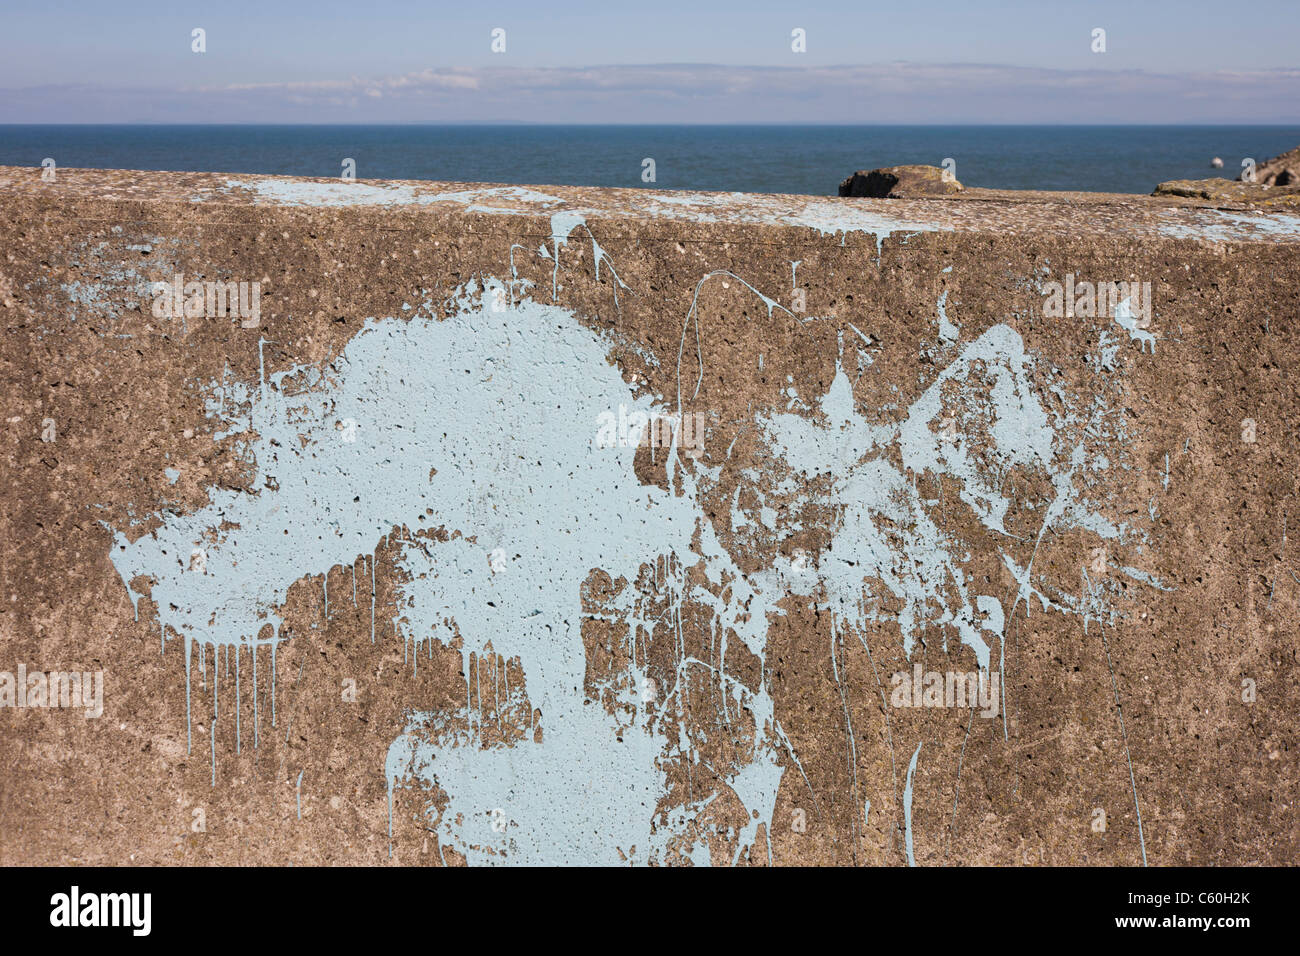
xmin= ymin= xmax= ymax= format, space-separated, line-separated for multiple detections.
xmin=4 ymin=121 xmax=1297 ymax=128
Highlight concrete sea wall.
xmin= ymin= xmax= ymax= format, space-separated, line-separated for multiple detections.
xmin=1 ymin=167 xmax=1297 ymax=864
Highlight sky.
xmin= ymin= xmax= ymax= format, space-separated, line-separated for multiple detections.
xmin=1 ymin=0 xmax=1297 ymax=123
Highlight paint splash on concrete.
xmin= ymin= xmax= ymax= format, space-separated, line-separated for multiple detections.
xmin=104 ymin=246 xmax=1163 ymax=864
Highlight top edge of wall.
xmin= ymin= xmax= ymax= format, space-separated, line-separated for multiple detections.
xmin=5 ymin=166 xmax=1300 ymax=246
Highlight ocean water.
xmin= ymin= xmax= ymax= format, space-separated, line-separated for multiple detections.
xmin=1 ymin=124 xmax=1295 ymax=196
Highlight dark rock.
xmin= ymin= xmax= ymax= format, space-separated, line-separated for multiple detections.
xmin=838 ymin=165 xmax=962 ymax=198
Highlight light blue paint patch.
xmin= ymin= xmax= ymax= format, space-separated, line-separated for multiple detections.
xmin=777 ymin=202 xmax=951 ymax=259
xmin=637 ymin=192 xmax=951 ymax=258
xmin=61 ymin=275 xmax=152 ymax=322
xmin=1097 ymin=330 xmax=1120 ymax=371
xmin=56 ymin=235 xmax=189 ymax=325
xmin=103 ymin=249 xmax=1166 ymax=865
xmin=1114 ymin=298 xmax=1156 ymax=353
xmin=109 ymin=276 xmax=797 ymax=865
xmin=221 ymin=178 xmax=564 ymax=212
xmin=1158 ymin=209 xmax=1300 ymax=243
xmin=1213 ymin=210 xmax=1300 ymax=236
xmin=165 ymin=468 xmax=180 ymax=484
xmin=1118 ymin=566 xmax=1174 ymax=591
xmin=638 ymin=190 xmax=754 ymax=224
xmin=548 ymin=212 xmax=629 ymax=305
xmin=904 ymin=742 xmax=922 ymax=866
xmin=422 ymin=185 xmax=567 ymax=213
xmin=753 ymin=309 xmax=1159 ymax=697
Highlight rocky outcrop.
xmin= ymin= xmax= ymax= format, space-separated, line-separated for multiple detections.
xmin=1240 ymin=144 xmax=1300 ymax=186
xmin=839 ymin=164 xmax=963 ymax=198
xmin=1153 ymin=177 xmax=1300 ymax=209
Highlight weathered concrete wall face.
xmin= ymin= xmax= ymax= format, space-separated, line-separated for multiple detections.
xmin=1 ymin=167 xmax=1297 ymax=865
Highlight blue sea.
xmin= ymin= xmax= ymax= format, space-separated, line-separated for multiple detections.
xmin=1 ymin=125 xmax=1295 ymax=196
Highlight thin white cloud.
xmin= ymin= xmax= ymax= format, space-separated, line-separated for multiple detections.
xmin=3 ymin=62 xmax=1297 ymax=123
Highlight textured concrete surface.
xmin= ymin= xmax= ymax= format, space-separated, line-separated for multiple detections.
xmin=1 ymin=166 xmax=1297 ymax=866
